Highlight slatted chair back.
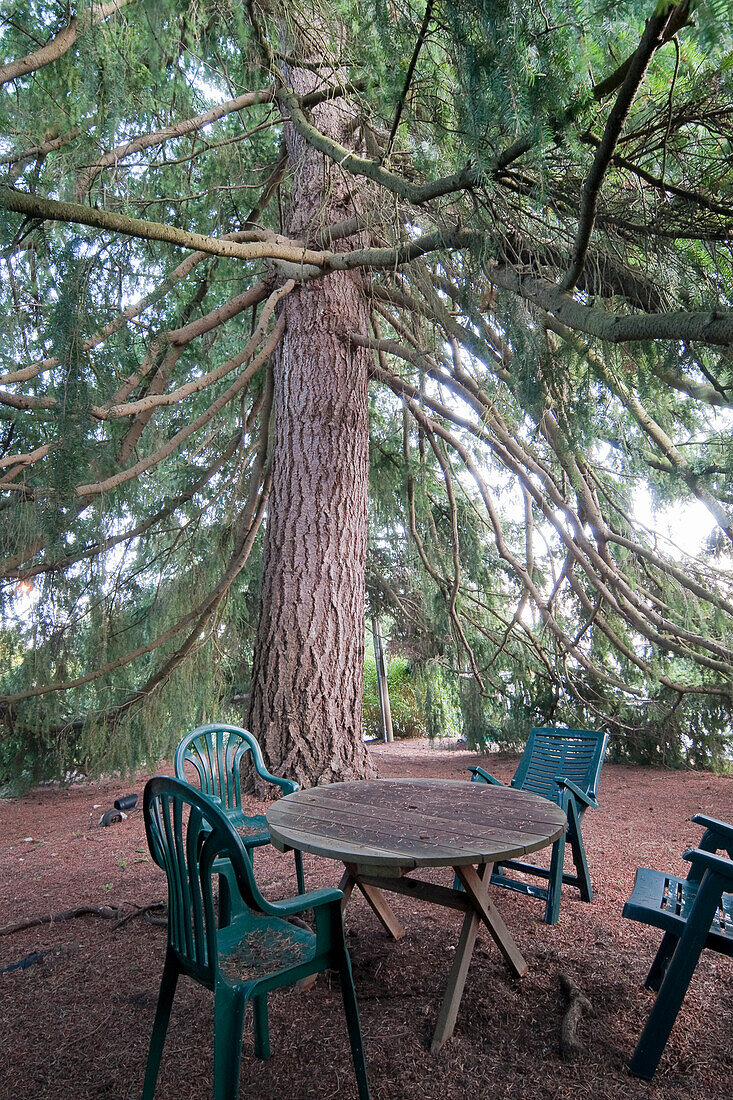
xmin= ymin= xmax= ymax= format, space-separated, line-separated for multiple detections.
xmin=513 ymin=727 xmax=607 ymax=804
xmin=174 ymin=723 xmax=305 ymax=899
xmin=175 ymin=724 xmax=267 ymax=813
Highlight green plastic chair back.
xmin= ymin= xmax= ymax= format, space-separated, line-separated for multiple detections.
xmin=174 ymin=722 xmax=297 ymax=812
xmin=469 ymin=726 xmax=608 ymax=923
xmin=174 ymin=723 xmax=304 ymax=893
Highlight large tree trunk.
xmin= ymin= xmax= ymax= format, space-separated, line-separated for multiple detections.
xmin=247 ymin=51 xmax=376 ymax=787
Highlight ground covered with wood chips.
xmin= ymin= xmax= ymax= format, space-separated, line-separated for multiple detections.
xmin=1 ymin=740 xmax=731 ymax=1100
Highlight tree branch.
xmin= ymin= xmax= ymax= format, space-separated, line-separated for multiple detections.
xmin=0 ymin=0 xmax=136 ymax=86
xmin=561 ymin=2 xmax=687 ymax=291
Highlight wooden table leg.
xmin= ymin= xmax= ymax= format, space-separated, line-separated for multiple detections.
xmin=455 ymin=863 xmax=527 ymax=978
xmin=430 ymin=895 xmax=482 ymax=1054
xmin=430 ymin=862 xmax=529 ymax=1054
xmin=343 ymin=863 xmax=406 ymax=941
xmin=338 ymin=867 xmax=357 ymax=912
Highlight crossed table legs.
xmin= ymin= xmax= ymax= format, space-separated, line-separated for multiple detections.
xmin=337 ymin=861 xmax=528 ymax=1053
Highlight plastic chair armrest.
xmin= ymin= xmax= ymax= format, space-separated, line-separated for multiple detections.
xmin=683 ymin=847 xmax=733 ymax=883
xmin=252 ymin=763 xmax=298 ymax=792
xmin=555 ymin=776 xmax=598 ymax=808
xmin=217 ymin=830 xmax=341 ymax=917
xmin=468 ymin=766 xmax=502 ymax=785
xmin=267 ymin=887 xmax=344 ymax=918
xmin=268 ymin=775 xmax=299 ymax=795
xmin=691 ymin=814 xmax=733 ymax=847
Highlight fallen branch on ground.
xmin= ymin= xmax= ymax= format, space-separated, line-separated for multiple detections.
xmin=0 ymin=900 xmax=166 ymax=936
xmin=559 ymin=973 xmax=593 ymax=1058
xmin=113 ymin=901 xmax=167 ymax=928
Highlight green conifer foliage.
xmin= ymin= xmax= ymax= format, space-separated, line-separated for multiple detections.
xmin=0 ymin=0 xmax=732 ymax=784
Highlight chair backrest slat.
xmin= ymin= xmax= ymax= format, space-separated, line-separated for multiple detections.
xmin=144 ymin=775 xmax=276 ymax=982
xmin=144 ymin=781 xmax=227 ymax=979
xmin=175 ymin=724 xmax=260 ymax=813
xmin=514 ymin=727 xmax=608 ymax=805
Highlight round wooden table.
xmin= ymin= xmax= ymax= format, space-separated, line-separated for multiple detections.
xmin=267 ymin=778 xmax=566 ymax=1052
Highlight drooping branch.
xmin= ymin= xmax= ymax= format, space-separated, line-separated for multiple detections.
xmin=0 ymin=0 xmax=136 ymax=86
xmin=561 ymin=2 xmax=691 ymax=292
xmin=0 ymin=232 xmax=261 ymax=387
xmin=366 ymin=331 xmax=733 ymax=688
xmin=96 ymin=280 xmax=293 ymax=419
xmin=0 ymin=469 xmax=271 ymax=710
xmin=544 ymin=315 xmax=733 ymax=540
xmin=2 ymin=386 xmax=275 ymax=713
xmin=386 ymin=0 xmax=435 ymax=158
xmin=75 ymin=314 xmax=286 ymax=497
xmin=0 ymin=186 xmax=472 ymax=276
xmin=2 ymin=431 xmax=242 ymax=581
xmin=74 ymin=87 xmax=276 ymax=196
xmin=275 ymin=82 xmax=529 ymax=206
xmin=488 ymin=264 xmax=733 ymax=347
xmin=384 ymin=367 xmax=641 ymax=694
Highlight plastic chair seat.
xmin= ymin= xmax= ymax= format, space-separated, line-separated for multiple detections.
xmin=218 ymin=914 xmax=316 ymax=985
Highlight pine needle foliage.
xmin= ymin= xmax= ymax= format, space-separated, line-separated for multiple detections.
xmin=1 ymin=0 xmax=732 ymax=785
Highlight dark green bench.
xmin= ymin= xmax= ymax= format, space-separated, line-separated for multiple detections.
xmin=623 ymin=813 xmax=733 ymax=1079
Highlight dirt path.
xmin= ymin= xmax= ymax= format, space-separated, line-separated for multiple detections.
xmin=1 ymin=740 xmax=730 ymax=1099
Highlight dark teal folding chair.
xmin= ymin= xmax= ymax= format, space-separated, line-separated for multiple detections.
xmin=175 ymin=723 xmax=305 ymax=902
xmin=142 ymin=776 xmax=370 ymax=1100
xmin=623 ymin=814 xmax=733 ymax=1079
xmin=469 ymin=727 xmax=608 ymax=923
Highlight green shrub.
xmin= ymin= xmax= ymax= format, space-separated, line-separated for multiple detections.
xmin=362 ymin=655 xmax=426 ymax=739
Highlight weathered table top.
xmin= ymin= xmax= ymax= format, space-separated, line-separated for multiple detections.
xmin=266 ymin=778 xmax=566 ymax=873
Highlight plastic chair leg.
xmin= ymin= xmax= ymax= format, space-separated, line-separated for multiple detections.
xmin=644 ymin=930 xmax=678 ymax=992
xmin=629 ymin=872 xmax=723 ymax=1079
xmin=253 ymin=994 xmax=270 ymax=1060
xmin=142 ymin=953 xmax=179 ymax=1100
xmin=337 ymin=951 xmax=370 ymax=1100
xmin=213 ymin=987 xmax=247 ymax=1100
xmin=567 ymin=800 xmax=592 ymax=902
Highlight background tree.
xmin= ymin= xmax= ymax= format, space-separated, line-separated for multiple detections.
xmin=1 ymin=0 xmax=732 ymax=786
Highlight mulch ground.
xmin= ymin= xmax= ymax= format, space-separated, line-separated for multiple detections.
xmin=0 ymin=740 xmax=731 ymax=1100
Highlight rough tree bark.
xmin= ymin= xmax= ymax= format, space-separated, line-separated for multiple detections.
xmin=248 ymin=42 xmax=377 ymax=786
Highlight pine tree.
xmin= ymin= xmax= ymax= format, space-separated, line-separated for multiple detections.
xmin=1 ymin=0 xmax=732 ymax=784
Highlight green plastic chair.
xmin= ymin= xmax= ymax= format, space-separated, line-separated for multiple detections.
xmin=623 ymin=814 xmax=733 ymax=1079
xmin=469 ymin=727 xmax=608 ymax=924
xmin=142 ymin=776 xmax=370 ymax=1100
xmin=174 ymin=723 xmax=305 ymax=900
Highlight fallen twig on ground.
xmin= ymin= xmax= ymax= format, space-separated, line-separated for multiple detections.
xmin=0 ymin=905 xmax=121 ymax=935
xmin=113 ymin=901 xmax=166 ymax=929
xmin=0 ymin=900 xmax=166 ymax=937
xmin=559 ymin=973 xmax=593 ymax=1058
